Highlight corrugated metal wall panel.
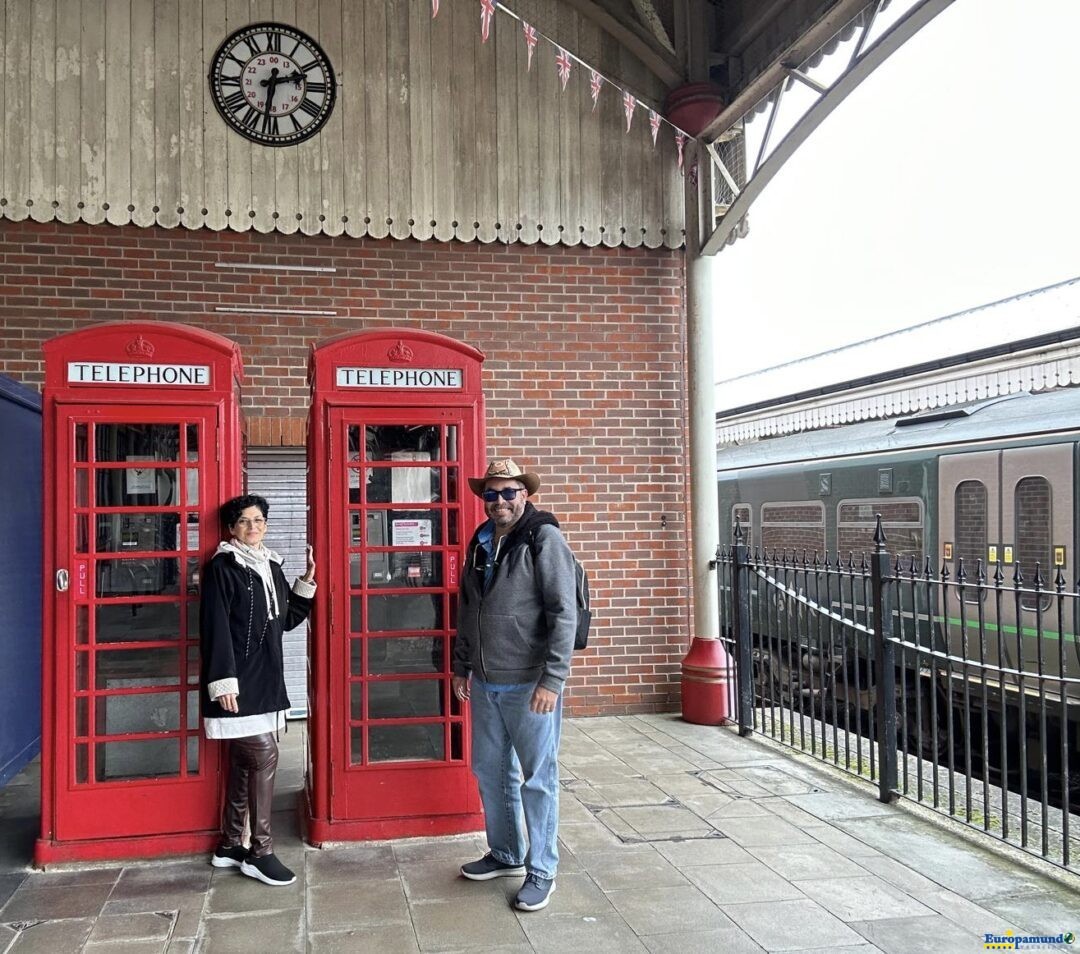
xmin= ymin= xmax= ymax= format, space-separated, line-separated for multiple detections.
xmin=247 ymin=449 xmax=310 ymax=719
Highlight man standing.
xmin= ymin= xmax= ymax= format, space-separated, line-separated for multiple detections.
xmin=452 ymin=458 xmax=577 ymax=912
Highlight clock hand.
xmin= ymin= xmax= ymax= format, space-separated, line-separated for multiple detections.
xmin=261 ymin=68 xmax=279 ymax=132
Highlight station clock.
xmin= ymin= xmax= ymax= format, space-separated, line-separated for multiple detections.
xmin=208 ymin=22 xmax=337 ymax=146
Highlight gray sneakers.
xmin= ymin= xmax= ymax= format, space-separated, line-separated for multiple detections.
xmin=460 ymin=852 xmax=527 ymax=881
xmin=514 ymin=874 xmax=556 ymax=911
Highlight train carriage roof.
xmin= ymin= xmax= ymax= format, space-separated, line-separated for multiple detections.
xmin=716 ymin=387 xmax=1080 ymax=474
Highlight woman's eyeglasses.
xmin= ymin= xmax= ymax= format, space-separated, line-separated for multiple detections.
xmin=236 ymin=517 xmax=267 ymax=527
xmin=481 ymin=488 xmax=524 ymax=503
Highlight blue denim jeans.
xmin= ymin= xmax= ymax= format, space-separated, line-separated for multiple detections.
xmin=469 ymin=680 xmax=562 ymax=879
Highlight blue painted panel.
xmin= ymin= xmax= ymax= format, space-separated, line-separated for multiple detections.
xmin=0 ymin=375 xmax=42 ymax=788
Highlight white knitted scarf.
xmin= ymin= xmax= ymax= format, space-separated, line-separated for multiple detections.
xmin=217 ymin=539 xmax=282 ymax=619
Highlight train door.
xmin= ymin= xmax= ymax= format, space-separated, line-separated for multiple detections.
xmin=939 ymin=445 xmax=1073 ymax=689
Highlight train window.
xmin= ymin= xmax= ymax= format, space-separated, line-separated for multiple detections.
xmin=837 ymin=498 xmax=924 ymax=562
xmin=731 ymin=504 xmax=752 ymax=546
xmin=954 ymin=480 xmax=987 ymax=603
xmin=1014 ymin=476 xmax=1052 ymax=611
xmin=760 ymin=502 xmax=824 ymax=558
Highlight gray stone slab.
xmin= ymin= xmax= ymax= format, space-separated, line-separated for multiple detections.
xmin=784 ymin=947 xmax=883 ymax=954
xmin=653 ymin=836 xmax=753 ymax=868
xmin=569 ymin=763 xmax=646 ymax=785
xmin=913 ymin=888 xmax=1026 ymax=936
xmin=166 ymin=942 xmax=195 ymax=954
xmin=642 ymin=927 xmax=766 ymax=954
xmin=670 ymin=792 xmax=737 ymax=818
xmin=309 ymin=924 xmax=421 ymax=954
xmin=683 ymin=861 xmax=805 ymax=904
xmin=721 ymin=898 xmax=867 ymax=951
xmin=0 ymin=880 xmax=113 ymax=920
xmin=570 ymin=846 xmax=689 ymax=892
xmin=306 ymin=843 xmax=399 ymax=883
xmin=711 ymin=813 xmax=817 ymax=847
xmin=699 ymin=770 xmax=773 ymax=798
xmin=621 ymin=755 xmax=699 ymax=776
xmin=572 ymin=779 xmax=673 ymax=807
xmin=100 ymin=898 xmax=204 ymax=939
xmin=806 ymin=825 xmax=882 ymax=858
xmin=792 ymin=875 xmax=937 ymax=922
xmin=852 ymin=853 xmax=948 ymax=894
xmin=84 ymin=941 xmax=168 ymax=954
xmin=747 ymin=842 xmax=867 ymax=881
xmin=0 ymin=924 xmax=15 ymax=950
xmin=737 ymin=765 xmax=822 ymax=796
xmin=391 ymin=834 xmax=487 ymax=865
xmin=308 ymin=878 xmax=410 ymax=931
xmin=400 ymin=864 xmax=519 ymax=904
xmin=606 ymin=883 xmax=735 ymax=935
xmin=18 ymin=866 xmax=122 ymax=886
xmin=111 ymin=860 xmax=213 ymax=898
xmin=785 ymin=790 xmax=898 ymax=822
xmin=0 ymin=872 xmax=26 ymax=909
xmin=537 ymin=871 xmax=616 ymax=918
xmin=650 ymin=773 xmax=722 ymax=799
xmin=848 ymin=914 xmax=982 ymax=954
xmin=609 ymin=804 xmax=709 ymax=836
xmin=207 ymin=867 xmax=306 ymax=914
xmin=834 ymin=815 xmax=1049 ymax=901
xmin=86 ymin=910 xmax=175 ymax=943
xmin=5 ymin=918 xmax=94 ymax=954
xmin=979 ymin=890 xmax=1080 ymax=934
xmin=759 ymin=796 xmax=833 ymax=828
xmin=557 ymin=821 xmax=628 ymax=853
xmin=517 ymin=912 xmax=649 ymax=954
xmin=201 ymin=907 xmax=304 ymax=954
xmin=409 ymin=895 xmax=528 ymax=952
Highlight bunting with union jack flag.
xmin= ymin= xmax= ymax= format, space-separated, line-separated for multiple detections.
xmin=675 ymin=132 xmax=686 ymax=171
xmin=622 ymin=91 xmax=636 ymax=132
xmin=555 ymin=47 xmax=572 ymax=90
xmin=590 ymin=70 xmax=602 ymax=109
xmin=432 ymin=0 xmax=439 ymax=17
xmin=523 ymin=23 xmax=538 ymax=70
xmin=649 ymin=110 xmax=661 ymax=146
xmin=480 ymin=0 xmax=495 ymax=42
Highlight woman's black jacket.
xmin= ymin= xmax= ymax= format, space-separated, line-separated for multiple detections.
xmin=199 ymin=552 xmax=313 ymax=719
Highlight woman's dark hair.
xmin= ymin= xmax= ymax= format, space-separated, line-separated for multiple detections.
xmin=220 ymin=494 xmax=270 ymax=528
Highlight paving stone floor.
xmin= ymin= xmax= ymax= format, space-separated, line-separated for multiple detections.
xmin=1 ymin=714 xmax=1078 ymax=953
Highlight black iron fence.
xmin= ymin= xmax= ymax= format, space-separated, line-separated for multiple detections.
xmin=716 ymin=518 xmax=1080 ymax=873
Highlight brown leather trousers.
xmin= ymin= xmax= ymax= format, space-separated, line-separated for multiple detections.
xmin=221 ymin=733 xmax=279 ymax=858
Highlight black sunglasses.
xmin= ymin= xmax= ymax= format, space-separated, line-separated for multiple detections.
xmin=482 ymin=487 xmax=525 ymax=502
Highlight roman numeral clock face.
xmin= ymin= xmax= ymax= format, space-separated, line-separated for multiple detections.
xmin=209 ymin=23 xmax=336 ymax=146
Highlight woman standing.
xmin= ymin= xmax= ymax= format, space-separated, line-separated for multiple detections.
xmin=200 ymin=494 xmax=316 ymax=887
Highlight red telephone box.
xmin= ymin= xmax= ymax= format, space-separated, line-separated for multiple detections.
xmin=305 ymin=330 xmax=486 ymax=842
xmin=37 ymin=322 xmax=244 ymax=864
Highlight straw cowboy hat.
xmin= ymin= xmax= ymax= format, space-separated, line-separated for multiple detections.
xmin=468 ymin=458 xmax=541 ymax=497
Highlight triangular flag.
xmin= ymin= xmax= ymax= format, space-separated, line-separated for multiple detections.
xmin=432 ymin=0 xmax=439 ymax=17
xmin=523 ymin=23 xmax=538 ymax=71
xmin=480 ymin=0 xmax=495 ymax=42
xmin=649 ymin=110 xmax=661 ymax=146
xmin=555 ymin=48 xmax=571 ymax=90
xmin=675 ymin=131 xmax=686 ymax=171
xmin=590 ymin=70 xmax=602 ymax=110
xmin=622 ymin=91 xmax=636 ymax=132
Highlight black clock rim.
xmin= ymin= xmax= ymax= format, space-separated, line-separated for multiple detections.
xmin=207 ymin=21 xmax=338 ymax=147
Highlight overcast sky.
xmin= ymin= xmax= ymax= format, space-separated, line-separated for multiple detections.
xmin=712 ymin=0 xmax=1080 ymax=386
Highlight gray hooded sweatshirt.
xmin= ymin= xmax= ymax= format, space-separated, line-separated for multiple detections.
xmin=453 ymin=503 xmax=577 ymax=693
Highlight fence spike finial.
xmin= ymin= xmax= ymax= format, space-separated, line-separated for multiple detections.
xmin=733 ymin=517 xmax=744 ymax=543
xmin=1033 ymin=561 xmax=1044 ymax=589
xmin=873 ymin=513 xmax=887 ymax=549
xmin=993 ymin=561 xmax=1004 ymax=586
xmin=1055 ymin=565 xmax=1066 ymax=591
xmin=956 ymin=556 xmax=967 ymax=583
xmin=976 ymin=557 xmax=986 ymax=584
xmin=940 ymin=559 xmax=950 ymax=582
xmin=1012 ymin=562 xmax=1024 ymax=587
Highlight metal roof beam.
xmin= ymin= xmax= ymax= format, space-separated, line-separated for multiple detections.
xmin=560 ymin=0 xmax=684 ymax=86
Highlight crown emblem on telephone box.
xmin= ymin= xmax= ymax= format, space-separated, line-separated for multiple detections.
xmin=125 ymin=335 xmax=155 ymax=358
xmin=387 ymin=340 xmax=414 ymax=363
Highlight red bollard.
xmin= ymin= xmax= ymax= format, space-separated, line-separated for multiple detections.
xmin=681 ymin=637 xmax=733 ymax=725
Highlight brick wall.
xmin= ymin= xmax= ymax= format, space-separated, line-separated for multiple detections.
xmin=0 ymin=219 xmax=690 ymax=716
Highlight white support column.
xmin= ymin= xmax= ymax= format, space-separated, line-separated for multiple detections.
xmin=686 ymin=166 xmax=720 ymax=640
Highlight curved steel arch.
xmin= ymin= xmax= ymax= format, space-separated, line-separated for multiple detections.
xmin=701 ymin=0 xmax=956 ymax=257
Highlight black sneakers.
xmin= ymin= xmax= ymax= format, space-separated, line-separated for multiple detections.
xmin=514 ymin=873 xmax=556 ymax=911
xmin=460 ymin=852 xmax=527 ymax=881
xmin=210 ymin=844 xmax=249 ymax=869
xmin=240 ymin=852 xmax=297 ymax=886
